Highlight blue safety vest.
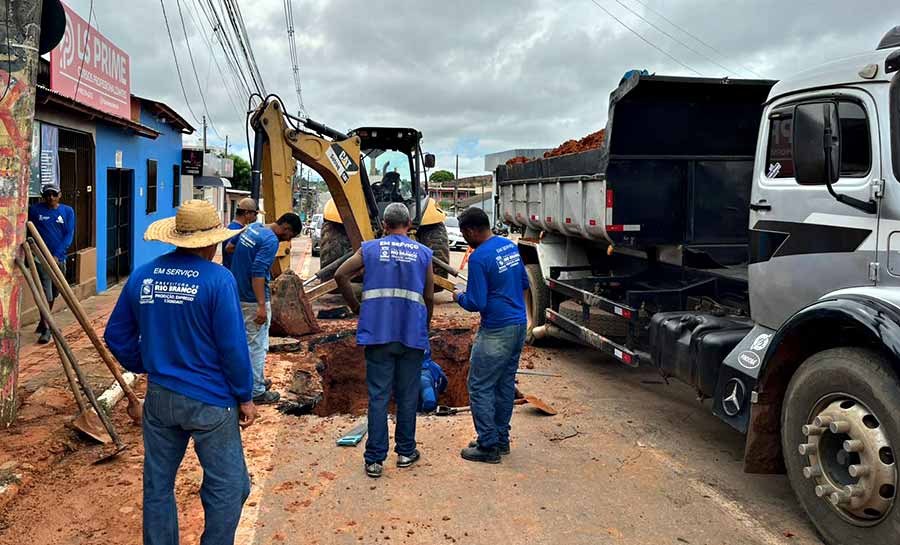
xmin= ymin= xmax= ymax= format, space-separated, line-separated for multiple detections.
xmin=357 ymin=234 xmax=432 ymax=350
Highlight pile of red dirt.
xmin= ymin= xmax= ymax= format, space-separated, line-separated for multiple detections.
xmin=505 ymin=129 xmax=606 ymax=166
xmin=312 ymin=328 xmax=474 ymax=416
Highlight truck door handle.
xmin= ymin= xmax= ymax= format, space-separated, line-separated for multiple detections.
xmin=749 ymin=201 xmax=771 ymax=211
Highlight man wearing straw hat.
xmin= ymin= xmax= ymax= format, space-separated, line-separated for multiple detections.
xmin=105 ymin=200 xmax=257 ymax=545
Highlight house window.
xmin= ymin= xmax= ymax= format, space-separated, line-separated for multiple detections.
xmin=172 ymin=164 xmax=181 ymax=208
xmin=146 ymin=159 xmax=158 ymax=214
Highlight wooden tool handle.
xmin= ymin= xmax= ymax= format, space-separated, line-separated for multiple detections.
xmin=27 ymin=223 xmax=141 ymax=407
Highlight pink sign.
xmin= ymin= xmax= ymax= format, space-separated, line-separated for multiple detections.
xmin=50 ymin=2 xmax=131 ymax=119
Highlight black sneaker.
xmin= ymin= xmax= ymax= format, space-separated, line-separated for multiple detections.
xmin=37 ymin=330 xmax=52 ymax=345
xmin=253 ymin=390 xmax=280 ymax=405
xmin=365 ymin=462 xmax=383 ymax=478
xmin=264 ymin=379 xmax=273 ymax=391
xmin=397 ymin=449 xmax=420 ymax=468
xmin=461 ymin=444 xmax=501 ymax=464
xmin=468 ymin=440 xmax=509 ymax=455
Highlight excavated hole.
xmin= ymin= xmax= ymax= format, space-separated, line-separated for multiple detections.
xmin=304 ymin=328 xmax=475 ymax=416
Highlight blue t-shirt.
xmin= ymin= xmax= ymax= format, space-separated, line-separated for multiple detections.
xmin=104 ymin=251 xmax=253 ymax=406
xmin=28 ymin=202 xmax=75 ymax=261
xmin=221 ymin=220 xmax=243 ymax=270
xmin=457 ymin=236 xmax=529 ymax=329
xmin=230 ymin=223 xmax=279 ymax=303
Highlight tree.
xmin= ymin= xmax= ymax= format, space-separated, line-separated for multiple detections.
xmin=228 ymin=154 xmax=251 ymax=191
xmin=430 ymin=170 xmax=454 ymax=183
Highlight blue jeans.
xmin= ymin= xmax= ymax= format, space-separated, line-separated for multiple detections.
xmin=241 ymin=301 xmax=271 ymax=397
xmin=142 ymin=383 xmax=250 ymax=545
xmin=364 ymin=342 xmax=424 ymax=464
xmin=468 ymin=323 xmax=527 ymax=449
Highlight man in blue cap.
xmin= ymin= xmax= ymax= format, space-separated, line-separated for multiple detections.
xmin=334 ymin=203 xmax=435 ymax=478
xmin=28 ymin=183 xmax=75 ymax=344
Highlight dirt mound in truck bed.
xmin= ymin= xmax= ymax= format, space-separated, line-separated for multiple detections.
xmin=505 ymin=129 xmax=606 ymax=165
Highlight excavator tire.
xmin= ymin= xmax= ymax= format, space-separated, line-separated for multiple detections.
xmin=319 ymin=220 xmax=353 ymax=274
xmin=416 ymin=222 xmax=451 ymax=289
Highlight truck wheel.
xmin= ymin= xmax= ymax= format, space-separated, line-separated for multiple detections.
xmin=525 ymin=264 xmax=549 ymax=344
xmin=319 ymin=220 xmax=353 ymax=275
xmin=782 ymin=347 xmax=900 ymax=545
xmin=416 ymin=222 xmax=451 ymax=290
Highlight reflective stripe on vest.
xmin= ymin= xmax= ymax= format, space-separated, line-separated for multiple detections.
xmin=361 ymin=287 xmax=426 ymax=306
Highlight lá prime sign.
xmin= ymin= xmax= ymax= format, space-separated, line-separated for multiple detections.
xmin=50 ymin=2 xmax=130 ymax=119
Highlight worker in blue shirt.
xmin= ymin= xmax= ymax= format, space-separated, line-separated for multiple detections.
xmin=104 ymin=200 xmax=255 ymax=545
xmin=222 ymin=197 xmax=261 ymax=269
xmin=230 ymin=212 xmax=303 ymax=405
xmin=334 ymin=203 xmax=434 ymax=479
xmin=454 ymin=207 xmax=529 ymax=464
xmin=27 ymin=183 xmax=75 ymax=344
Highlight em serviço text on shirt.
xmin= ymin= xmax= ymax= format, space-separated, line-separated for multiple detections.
xmin=104 ymin=251 xmax=254 ymax=406
xmin=456 ymin=236 xmax=529 ymax=329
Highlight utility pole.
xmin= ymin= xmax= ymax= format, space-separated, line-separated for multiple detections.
xmin=0 ymin=1 xmax=49 ymax=427
xmin=454 ymin=154 xmax=459 ymax=216
xmin=224 ymin=134 xmax=228 ymax=156
xmin=202 ymin=115 xmax=207 ymax=153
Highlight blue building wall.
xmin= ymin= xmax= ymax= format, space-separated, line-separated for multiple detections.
xmin=94 ymin=107 xmax=183 ymax=292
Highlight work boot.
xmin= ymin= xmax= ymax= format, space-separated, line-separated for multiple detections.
xmin=461 ymin=444 xmax=501 ymax=464
xmin=253 ymin=390 xmax=280 ymax=405
xmin=37 ymin=329 xmax=52 ymax=345
xmin=264 ymin=378 xmax=273 ymax=391
xmin=469 ymin=440 xmax=509 ymax=455
xmin=397 ymin=449 xmax=421 ymax=468
xmin=365 ymin=462 xmax=383 ymax=479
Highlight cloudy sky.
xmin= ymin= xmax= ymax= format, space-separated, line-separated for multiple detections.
xmin=60 ymin=0 xmax=900 ymax=177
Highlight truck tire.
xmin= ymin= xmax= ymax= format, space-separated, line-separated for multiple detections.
xmin=782 ymin=347 xmax=900 ymax=545
xmin=525 ymin=264 xmax=549 ymax=344
xmin=416 ymin=222 xmax=451 ymax=289
xmin=319 ymin=220 xmax=353 ymax=273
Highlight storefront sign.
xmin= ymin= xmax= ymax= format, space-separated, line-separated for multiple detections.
xmin=50 ymin=2 xmax=131 ymax=119
xmin=203 ymin=153 xmax=234 ymax=177
xmin=182 ymin=149 xmax=203 ymax=176
xmin=40 ymin=124 xmax=59 ymax=191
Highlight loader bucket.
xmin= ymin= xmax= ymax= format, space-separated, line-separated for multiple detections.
xmin=270 ymin=269 xmax=321 ymax=337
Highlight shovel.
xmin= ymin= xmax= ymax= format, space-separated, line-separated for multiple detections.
xmin=434 ymin=405 xmax=471 ymax=417
xmin=522 ymin=395 xmax=558 ymax=416
xmin=22 ymin=245 xmax=109 ymax=443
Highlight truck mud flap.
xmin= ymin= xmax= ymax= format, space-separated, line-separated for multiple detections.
xmin=712 ymin=324 xmax=776 ymax=434
xmin=545 ymin=309 xmax=645 ymax=367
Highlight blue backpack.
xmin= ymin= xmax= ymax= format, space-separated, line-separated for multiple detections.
xmin=419 ymin=348 xmax=448 ymax=412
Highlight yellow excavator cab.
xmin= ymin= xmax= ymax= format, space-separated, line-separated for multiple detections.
xmin=323 ymin=197 xmax=447 ymax=227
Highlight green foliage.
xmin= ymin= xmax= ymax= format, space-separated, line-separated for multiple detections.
xmin=430 ymin=170 xmax=454 ymax=183
xmin=229 ymin=154 xmax=251 ymax=191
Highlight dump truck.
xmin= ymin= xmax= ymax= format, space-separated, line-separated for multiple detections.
xmin=497 ymin=29 xmax=900 ymax=545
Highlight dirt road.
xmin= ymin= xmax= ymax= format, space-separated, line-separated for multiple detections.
xmin=0 ymin=242 xmax=822 ymax=545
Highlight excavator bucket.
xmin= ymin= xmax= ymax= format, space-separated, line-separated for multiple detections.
xmin=270 ymin=270 xmax=321 ymax=338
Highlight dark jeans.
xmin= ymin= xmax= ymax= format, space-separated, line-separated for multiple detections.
xmin=468 ymin=323 xmax=527 ymax=448
xmin=142 ymin=383 xmax=250 ymax=545
xmin=35 ymin=257 xmax=65 ymax=332
xmin=364 ymin=342 xmax=424 ymax=464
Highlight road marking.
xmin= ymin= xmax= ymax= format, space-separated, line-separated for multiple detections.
xmin=641 ymin=444 xmax=791 ymax=545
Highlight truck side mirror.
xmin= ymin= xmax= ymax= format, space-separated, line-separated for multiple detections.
xmin=424 ymin=153 xmax=436 ymax=169
xmin=793 ymin=102 xmax=840 ymax=185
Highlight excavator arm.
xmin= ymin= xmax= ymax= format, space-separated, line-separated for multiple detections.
xmin=250 ymin=99 xmax=376 ymax=275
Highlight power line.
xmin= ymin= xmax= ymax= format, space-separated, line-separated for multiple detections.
xmin=587 ymin=0 xmax=703 ymax=76
xmin=73 ymin=0 xmax=95 ymax=101
xmin=613 ymin=0 xmax=739 ymax=76
xmin=186 ymin=0 xmax=245 ymax=112
xmin=228 ymin=0 xmax=266 ymax=94
xmin=159 ymin=0 xmax=201 ymax=123
xmin=629 ymin=0 xmax=765 ymax=78
xmin=283 ymin=0 xmax=306 ymax=116
xmin=175 ymin=0 xmax=224 ymax=139
xmin=220 ymin=0 xmax=265 ymax=95
xmin=201 ymin=0 xmax=254 ymax=97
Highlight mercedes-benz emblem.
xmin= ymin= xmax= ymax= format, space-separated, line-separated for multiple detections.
xmin=722 ymin=379 xmax=746 ymax=417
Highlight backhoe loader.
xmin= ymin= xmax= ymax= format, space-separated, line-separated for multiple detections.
xmin=247 ymin=96 xmax=454 ymax=334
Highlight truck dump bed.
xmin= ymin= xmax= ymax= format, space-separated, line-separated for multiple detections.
xmin=497 ymin=75 xmax=775 ymax=264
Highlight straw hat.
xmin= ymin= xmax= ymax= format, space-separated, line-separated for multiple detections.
xmin=144 ymin=200 xmax=245 ymax=248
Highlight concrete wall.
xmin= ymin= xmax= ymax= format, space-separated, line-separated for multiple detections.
xmin=94 ymin=110 xmax=183 ymax=292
